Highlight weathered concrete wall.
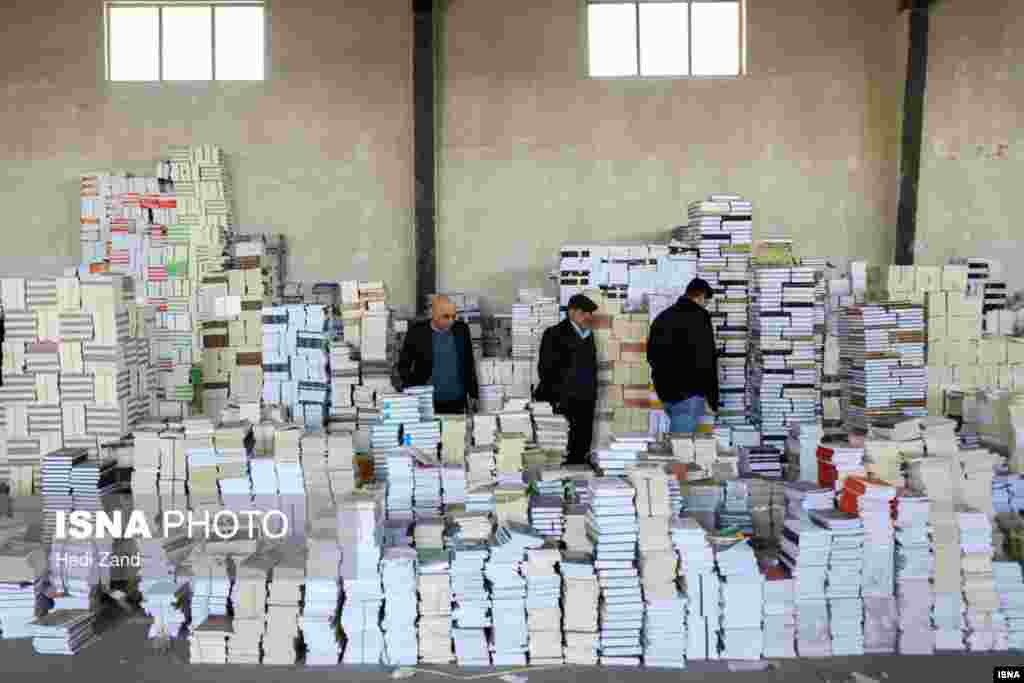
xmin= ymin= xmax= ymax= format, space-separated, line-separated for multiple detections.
xmin=0 ymin=0 xmax=416 ymax=307
xmin=438 ymin=0 xmax=908 ymax=308
xmin=917 ymin=0 xmax=1024 ymax=290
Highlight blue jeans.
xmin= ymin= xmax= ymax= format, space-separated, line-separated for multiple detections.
xmin=664 ymin=396 xmax=705 ymax=434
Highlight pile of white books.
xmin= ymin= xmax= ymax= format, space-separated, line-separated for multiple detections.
xmin=524 ymin=547 xmax=563 ymax=664
xmin=677 ymin=195 xmax=753 ymax=426
xmin=531 ymin=403 xmax=569 ymax=453
xmin=0 ymin=572 xmax=43 ymax=640
xmin=671 ymin=517 xmax=718 ymax=661
xmin=189 ymin=555 xmax=231 ymax=628
xmin=228 ymin=553 xmax=270 ymax=665
xmin=563 ymin=504 xmax=592 ymax=554
xmin=783 ymin=481 xmax=834 ymax=525
xmin=414 ymin=518 xmax=445 ymax=549
xmin=779 ymin=518 xmax=832 ymax=657
xmin=894 ymin=494 xmax=935 ymax=654
xmin=838 ymin=303 xmax=927 ymax=429
xmin=749 ymin=266 xmax=820 ymax=452
xmin=560 ymin=552 xmax=599 ymax=665
xmin=414 ymin=463 xmax=442 ymax=519
xmin=763 ymin=577 xmax=797 ymax=658
xmin=384 ymin=449 xmax=414 ymax=520
xmin=450 ymin=512 xmax=491 ymax=543
xmin=467 ymin=447 xmax=496 ymax=490
xmin=378 ymin=549 xmax=418 ymax=666
xmin=440 ymin=414 xmax=467 ymax=466
xmin=588 ymin=478 xmax=642 ymax=666
xmin=495 ymin=432 xmax=525 ymax=479
xmin=486 ymin=524 xmax=541 ymax=666
xmin=715 ymin=539 xmax=764 ymax=660
xmin=303 ymin=530 xmax=342 ymax=666
xmin=994 ymin=561 xmax=1024 ymax=651
xmin=404 ymin=384 xmax=435 ymax=421
xmin=959 ymin=507 xmax=1004 ymax=651
xmin=449 ymin=542 xmax=491 ymax=663
xmin=441 ymin=465 xmax=466 ymax=509
xmin=811 ymin=510 xmax=865 ymax=656
xmin=786 ymin=423 xmax=822 ymax=483
xmin=339 ymin=495 xmax=385 ymax=667
xmin=30 ymin=609 xmax=100 ymax=656
xmin=140 ymin=580 xmax=188 ymax=643
xmin=189 ymin=615 xmax=231 ymax=664
xmin=417 ymin=548 xmax=453 ymax=663
xmin=594 ymin=433 xmax=652 ymax=476
xmin=528 ymin=495 xmax=564 ymax=539
xmin=264 ymin=553 xmax=304 ymax=665
xmin=852 ymin=479 xmax=897 ymax=653
xmin=472 ymin=413 xmax=499 ymax=447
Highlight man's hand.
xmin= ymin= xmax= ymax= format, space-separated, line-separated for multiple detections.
xmin=468 ymin=397 xmax=478 ymax=414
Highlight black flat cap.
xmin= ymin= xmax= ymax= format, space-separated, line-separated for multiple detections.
xmin=567 ymin=294 xmax=598 ymax=313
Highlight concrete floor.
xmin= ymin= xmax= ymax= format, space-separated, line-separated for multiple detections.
xmin=0 ymin=618 xmax=1021 ymax=683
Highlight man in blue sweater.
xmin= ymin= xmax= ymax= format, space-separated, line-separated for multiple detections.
xmin=398 ymin=295 xmax=479 ymax=414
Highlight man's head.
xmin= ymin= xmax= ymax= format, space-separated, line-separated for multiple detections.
xmin=685 ymin=278 xmax=714 ymax=308
xmin=430 ymin=294 xmax=457 ymax=331
xmin=567 ymin=294 xmax=598 ymax=329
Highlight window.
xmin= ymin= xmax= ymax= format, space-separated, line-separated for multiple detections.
xmin=105 ymin=2 xmax=266 ymax=81
xmin=586 ymin=0 xmax=743 ymax=78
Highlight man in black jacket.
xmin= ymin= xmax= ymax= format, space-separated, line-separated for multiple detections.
xmin=397 ymin=294 xmax=479 ymax=414
xmin=647 ymin=278 xmax=719 ymax=434
xmin=535 ymin=294 xmax=599 ymax=465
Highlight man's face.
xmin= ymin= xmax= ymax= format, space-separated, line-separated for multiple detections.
xmin=570 ymin=308 xmax=594 ymax=329
xmin=692 ymin=293 xmax=707 ymax=308
xmin=432 ymin=304 xmax=456 ymax=331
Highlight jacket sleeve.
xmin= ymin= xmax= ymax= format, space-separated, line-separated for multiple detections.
xmin=396 ymin=324 xmax=417 ymax=390
xmin=459 ymin=323 xmax=479 ymax=400
xmin=708 ymin=316 xmax=720 ymax=409
xmin=536 ymin=326 xmax=560 ymax=402
xmin=646 ymin=313 xmax=669 ymax=371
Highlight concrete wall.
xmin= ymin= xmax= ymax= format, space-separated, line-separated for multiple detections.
xmin=917 ymin=0 xmax=1024 ymax=291
xmin=438 ymin=0 xmax=908 ymax=308
xmin=0 ymin=0 xmax=416 ymax=307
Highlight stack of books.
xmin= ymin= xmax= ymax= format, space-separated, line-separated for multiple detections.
xmin=472 ymin=413 xmax=499 ymax=447
xmin=383 ymin=449 xmax=414 ymax=520
xmin=340 ymin=576 xmax=384 ymax=665
xmin=812 ymin=509 xmax=865 ymax=656
xmin=303 ymin=529 xmax=342 ymax=666
xmin=563 ymin=504 xmax=592 ymax=554
xmin=441 ymin=465 xmax=466 ymax=510
xmin=672 ymin=517 xmax=716 ymax=661
xmin=530 ymin=403 xmax=569 ymax=453
xmin=28 ymin=609 xmax=98 ymax=655
xmin=763 ymin=577 xmax=797 ymax=658
xmin=189 ymin=555 xmax=231 ymax=628
xmin=894 ymin=494 xmax=935 ymax=654
xmin=838 ymin=303 xmax=927 ymax=429
xmin=495 ymin=432 xmax=526 ymax=482
xmin=416 ymin=548 xmax=453 ymax=664
xmin=993 ymin=561 xmax=1024 ymax=651
xmin=588 ymin=478 xmax=642 ymax=666
xmin=264 ymin=553 xmax=304 ymax=665
xmin=594 ymin=433 xmax=652 ymax=476
xmin=524 ymin=547 xmax=564 ymax=664
xmin=780 ymin=518 xmax=832 ymax=657
xmin=413 ymin=462 xmax=442 ymax=519
xmin=959 ymin=507 xmax=1003 ymax=651
xmin=380 ymin=547 xmax=418 ymax=666
xmin=440 ymin=415 xmax=467 ymax=465
xmin=676 ymin=194 xmax=754 ymax=427
xmin=467 ymin=446 xmax=496 ymax=491
xmin=229 ymin=554 xmax=270 ymax=664
xmin=787 ymin=423 xmax=822 ymax=483
xmin=414 ymin=518 xmax=445 ymax=550
xmin=528 ymin=495 xmax=564 ymax=539
xmin=449 ymin=541 xmax=490 ymax=666
xmin=189 ymin=615 xmax=231 ymax=664
xmin=715 ymin=539 xmax=764 ymax=660
xmin=560 ymin=552 xmax=599 ymax=665
xmin=749 ymin=266 xmax=821 ymax=452
xmin=486 ymin=524 xmax=542 ymax=666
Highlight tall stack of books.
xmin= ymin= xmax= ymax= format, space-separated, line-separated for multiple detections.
xmin=715 ymin=539 xmax=764 ymax=660
xmin=838 ymin=303 xmax=927 ymax=429
xmin=524 ymin=546 xmax=563 ymax=664
xmin=672 ymin=517 xmax=717 ymax=661
xmin=994 ymin=561 xmax=1024 ymax=651
xmin=449 ymin=542 xmax=490 ymax=666
xmin=560 ymin=552 xmax=599 ymax=665
xmin=379 ymin=547 xmax=420 ymax=666
xmin=416 ymin=547 xmax=453 ymax=664
xmin=303 ymin=529 xmax=342 ymax=666
xmin=589 ymin=478 xmax=642 ymax=666
xmin=812 ymin=509 xmax=865 ymax=656
xmin=780 ymin=518 xmax=832 ymax=657
xmin=959 ymin=507 xmax=1003 ymax=651
xmin=264 ymin=553 xmax=304 ymax=665
xmin=749 ymin=266 xmax=820 ymax=452
xmin=894 ymin=493 xmax=935 ymax=654
xmin=763 ymin=576 xmax=797 ymax=658
xmin=486 ymin=524 xmax=541 ymax=666
xmin=676 ymin=195 xmax=754 ymax=428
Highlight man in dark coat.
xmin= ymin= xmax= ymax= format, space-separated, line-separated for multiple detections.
xmin=647 ymin=277 xmax=719 ymax=433
xmin=397 ymin=294 xmax=479 ymax=414
xmin=535 ymin=294 xmax=599 ymax=465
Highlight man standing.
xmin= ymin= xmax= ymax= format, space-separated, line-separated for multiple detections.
xmin=397 ymin=294 xmax=479 ymax=414
xmin=647 ymin=278 xmax=719 ymax=434
xmin=536 ymin=294 xmax=599 ymax=465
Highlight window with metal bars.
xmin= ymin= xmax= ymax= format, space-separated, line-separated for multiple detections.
xmin=105 ymin=1 xmax=266 ymax=81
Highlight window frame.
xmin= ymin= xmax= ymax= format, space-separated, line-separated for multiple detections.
xmin=104 ymin=0 xmax=268 ymax=82
xmin=584 ymin=0 xmax=746 ymax=80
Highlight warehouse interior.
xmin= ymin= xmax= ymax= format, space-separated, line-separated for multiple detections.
xmin=1 ymin=0 xmax=1024 ymax=679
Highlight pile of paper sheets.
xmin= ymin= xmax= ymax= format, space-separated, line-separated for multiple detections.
xmin=524 ymin=547 xmax=563 ymax=664
xmin=560 ymin=552 xmax=599 ymax=664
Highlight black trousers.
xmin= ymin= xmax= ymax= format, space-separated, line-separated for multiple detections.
xmin=434 ymin=396 xmax=467 ymax=415
xmin=561 ymin=397 xmax=596 ymax=465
